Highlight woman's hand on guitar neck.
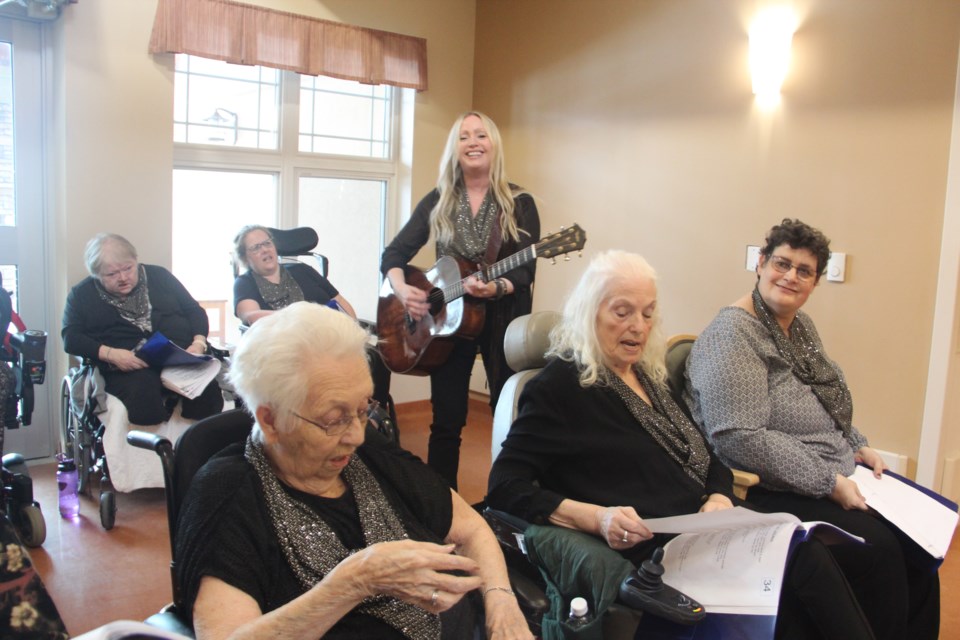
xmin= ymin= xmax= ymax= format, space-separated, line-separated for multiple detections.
xmin=464 ymin=275 xmax=498 ymax=299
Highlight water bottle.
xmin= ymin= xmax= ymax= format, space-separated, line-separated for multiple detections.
xmin=567 ymin=596 xmax=594 ymax=629
xmin=57 ymin=457 xmax=80 ymax=518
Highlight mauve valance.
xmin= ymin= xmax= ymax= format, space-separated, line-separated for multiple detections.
xmin=149 ymin=0 xmax=428 ymax=91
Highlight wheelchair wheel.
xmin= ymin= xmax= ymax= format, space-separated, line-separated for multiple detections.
xmin=99 ymin=490 xmax=116 ymax=530
xmin=17 ymin=503 xmax=46 ymax=547
xmin=76 ymin=435 xmax=95 ymax=497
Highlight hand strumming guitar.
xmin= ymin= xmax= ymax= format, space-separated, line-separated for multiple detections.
xmin=387 ymin=267 xmax=430 ymax=321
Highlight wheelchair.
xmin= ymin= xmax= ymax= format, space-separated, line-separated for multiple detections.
xmin=234 ymin=225 xmax=398 ymax=436
xmin=485 ymin=313 xmax=759 ymax=638
xmin=59 ymin=344 xmax=232 ymax=531
xmin=0 ymin=283 xmax=48 ymax=548
xmin=126 ymin=403 xmax=401 ymax=637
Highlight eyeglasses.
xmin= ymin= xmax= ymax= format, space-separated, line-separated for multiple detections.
xmin=291 ymin=400 xmax=379 ymax=436
xmin=100 ymin=263 xmax=137 ymax=281
xmin=246 ymin=239 xmax=274 ymax=254
xmin=767 ymin=256 xmax=817 ymax=282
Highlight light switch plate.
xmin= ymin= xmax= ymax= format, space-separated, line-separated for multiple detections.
xmin=826 ymin=252 xmax=846 ymax=282
xmin=745 ymin=245 xmax=761 ymax=271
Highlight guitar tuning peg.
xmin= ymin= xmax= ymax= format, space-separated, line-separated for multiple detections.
xmin=564 ymin=255 xmax=570 ymax=261
xmin=551 ymin=257 xmax=557 ymax=265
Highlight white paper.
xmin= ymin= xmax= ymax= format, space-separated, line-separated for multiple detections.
xmin=72 ymin=620 xmax=192 ymax=640
xmin=161 ymin=358 xmax=222 ymax=399
xmin=851 ymin=466 xmax=959 ymax=559
xmin=644 ymin=508 xmax=864 ymax=616
xmin=660 ymin=522 xmax=797 ymax=615
xmin=645 ymin=507 xmax=799 ymax=534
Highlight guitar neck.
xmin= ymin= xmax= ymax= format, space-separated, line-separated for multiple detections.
xmin=442 ymin=245 xmax=538 ymax=302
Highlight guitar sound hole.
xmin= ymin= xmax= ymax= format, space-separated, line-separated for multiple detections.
xmin=428 ymin=288 xmax=444 ymax=316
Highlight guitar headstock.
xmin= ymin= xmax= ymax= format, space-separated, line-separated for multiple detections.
xmin=536 ymin=224 xmax=587 ymax=260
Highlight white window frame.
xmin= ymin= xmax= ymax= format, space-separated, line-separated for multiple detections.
xmin=173 ymin=66 xmax=406 ymax=231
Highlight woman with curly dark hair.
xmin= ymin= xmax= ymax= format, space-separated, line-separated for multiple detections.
xmin=684 ymin=218 xmax=940 ymax=639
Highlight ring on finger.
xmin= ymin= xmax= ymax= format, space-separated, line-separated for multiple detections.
xmin=431 ymin=589 xmax=439 ymax=607
xmin=622 ymin=530 xmax=629 ymax=543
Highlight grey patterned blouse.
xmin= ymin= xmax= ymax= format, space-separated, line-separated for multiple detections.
xmin=683 ymin=306 xmax=869 ymax=498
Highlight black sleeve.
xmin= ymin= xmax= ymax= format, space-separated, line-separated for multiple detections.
xmin=177 ymin=453 xmax=280 ymax=620
xmin=61 ymin=281 xmax=103 ymax=360
xmin=499 ymin=192 xmax=540 ymax=294
xmin=485 ymin=364 xmax=575 ymax=524
xmin=380 ymin=190 xmax=438 ymax=275
xmin=233 ymin=271 xmax=263 ymax=316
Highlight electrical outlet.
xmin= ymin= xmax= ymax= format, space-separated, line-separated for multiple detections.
xmin=745 ymin=245 xmax=761 ymax=271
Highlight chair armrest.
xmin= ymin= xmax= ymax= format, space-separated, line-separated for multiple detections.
xmin=732 ymin=469 xmax=760 ymax=500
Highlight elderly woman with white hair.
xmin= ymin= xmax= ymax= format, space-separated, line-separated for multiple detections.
xmin=487 ymin=250 xmax=879 ymax=639
xmin=62 ymin=233 xmax=222 ymax=425
xmin=175 ymin=302 xmax=532 ymax=640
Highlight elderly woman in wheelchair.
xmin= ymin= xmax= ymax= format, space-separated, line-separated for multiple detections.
xmin=232 ymin=224 xmax=357 ymax=325
xmin=62 ymin=233 xmax=223 ymax=425
xmin=176 ymin=302 xmax=531 ymax=640
xmin=61 ymin=233 xmax=224 ymax=527
xmin=486 ymin=250 xmax=878 ymax=639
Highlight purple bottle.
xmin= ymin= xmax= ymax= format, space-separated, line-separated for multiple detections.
xmin=57 ymin=457 xmax=80 ymax=518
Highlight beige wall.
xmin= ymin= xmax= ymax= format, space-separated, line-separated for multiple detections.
xmin=474 ymin=0 xmax=960 ymax=473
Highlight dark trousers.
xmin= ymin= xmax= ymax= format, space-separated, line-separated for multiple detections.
xmin=749 ymin=487 xmax=940 ymax=640
xmin=427 ymin=306 xmax=517 ymax=490
xmin=776 ymin=537 xmax=876 ymax=639
xmin=428 ymin=337 xmax=478 ymax=490
xmin=101 ymin=367 xmax=223 ymax=426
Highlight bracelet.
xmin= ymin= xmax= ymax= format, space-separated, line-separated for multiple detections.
xmin=493 ymin=278 xmax=505 ymax=301
xmin=483 ymin=586 xmax=516 ymax=598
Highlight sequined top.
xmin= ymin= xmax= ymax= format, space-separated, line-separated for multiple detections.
xmin=684 ymin=306 xmax=868 ymax=497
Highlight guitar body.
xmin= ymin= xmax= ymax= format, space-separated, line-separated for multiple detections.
xmin=377 ymin=256 xmax=485 ymax=375
xmin=377 ymin=223 xmax=587 ymax=375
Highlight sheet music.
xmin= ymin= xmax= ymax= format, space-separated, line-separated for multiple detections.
xmin=160 ymin=359 xmax=221 ymax=399
xmin=851 ymin=466 xmax=959 ymax=559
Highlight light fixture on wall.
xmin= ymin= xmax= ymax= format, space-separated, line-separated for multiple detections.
xmin=749 ymin=7 xmax=796 ymax=108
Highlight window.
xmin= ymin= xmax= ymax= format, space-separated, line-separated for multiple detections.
xmin=172 ymin=54 xmax=408 ymax=343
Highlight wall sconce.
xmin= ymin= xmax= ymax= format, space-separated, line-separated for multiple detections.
xmin=749 ymin=7 xmax=796 ymax=108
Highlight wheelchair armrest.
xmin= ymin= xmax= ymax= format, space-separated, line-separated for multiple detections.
xmin=206 ymin=344 xmax=231 ymax=360
xmin=508 ymin=567 xmax=551 ymax=618
xmin=127 ymin=430 xmax=176 ymax=492
xmin=127 ymin=431 xmax=171 ymax=453
xmin=483 ymin=508 xmax=532 ymax=555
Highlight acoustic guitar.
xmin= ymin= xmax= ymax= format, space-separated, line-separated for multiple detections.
xmin=376 ymin=224 xmax=586 ymax=375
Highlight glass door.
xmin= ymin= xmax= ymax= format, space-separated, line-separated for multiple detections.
xmin=0 ymin=18 xmax=51 ymax=459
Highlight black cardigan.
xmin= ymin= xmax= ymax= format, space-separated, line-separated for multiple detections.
xmin=487 ymin=358 xmax=735 ymax=526
xmin=62 ymin=264 xmax=208 ymax=363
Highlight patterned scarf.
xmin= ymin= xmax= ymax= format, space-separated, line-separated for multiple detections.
xmin=441 ymin=187 xmax=499 ymax=262
xmin=95 ymin=264 xmax=152 ymax=333
xmin=605 ymin=367 xmax=710 ymax=487
xmin=244 ymin=437 xmax=440 ymax=639
xmin=252 ymin=268 xmax=305 ymax=311
xmin=751 ymin=286 xmax=853 ymax=437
